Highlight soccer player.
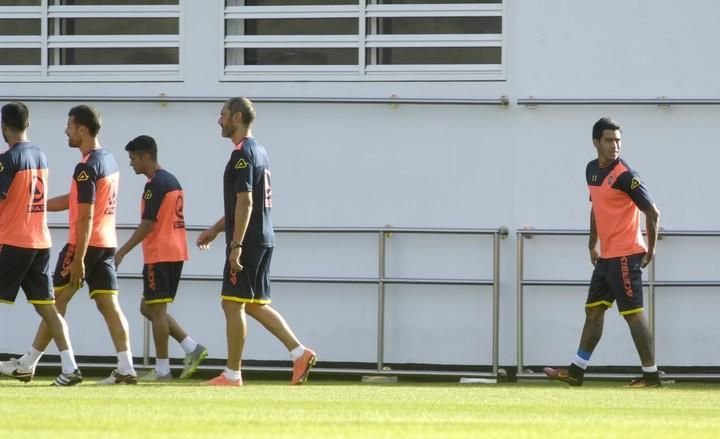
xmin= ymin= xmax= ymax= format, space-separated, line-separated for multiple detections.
xmin=0 ymin=102 xmax=82 ymax=386
xmin=196 ymin=97 xmax=316 ymax=386
xmin=544 ymin=117 xmax=661 ymax=387
xmin=114 ymin=135 xmax=208 ymax=381
xmin=5 ymin=105 xmax=138 ymax=385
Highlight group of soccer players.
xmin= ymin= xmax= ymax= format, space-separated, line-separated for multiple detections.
xmin=1 ymin=96 xmax=661 ymax=388
xmin=0 ymin=98 xmax=316 ymax=386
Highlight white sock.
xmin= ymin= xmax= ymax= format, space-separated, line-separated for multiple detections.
xmin=20 ymin=347 xmax=44 ymax=369
xmin=59 ymin=349 xmax=78 ymax=374
xmin=117 ymin=351 xmax=135 ymax=375
xmin=223 ymin=367 xmax=241 ymax=381
xmin=155 ymin=358 xmax=170 ymax=376
xmin=572 ymin=354 xmax=589 ymax=370
xmin=180 ymin=336 xmax=198 ymax=354
xmin=642 ymin=365 xmax=658 ymax=373
xmin=290 ymin=345 xmax=306 ymax=362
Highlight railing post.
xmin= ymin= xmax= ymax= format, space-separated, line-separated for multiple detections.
xmin=516 ymin=231 xmax=525 ymax=377
xmin=143 ymin=318 xmax=151 ymax=367
xmin=377 ymin=230 xmax=387 ymax=372
xmin=491 ymin=229 xmax=501 ymax=376
xmin=648 ymin=253 xmax=656 ymax=351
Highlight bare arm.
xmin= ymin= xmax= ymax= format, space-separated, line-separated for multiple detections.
xmin=640 ymin=203 xmax=660 ymax=268
xmin=69 ymin=202 xmax=93 ymax=289
xmin=588 ymin=208 xmax=599 ymax=265
xmin=196 ymin=216 xmax=225 ymax=249
xmin=115 ymin=219 xmax=155 ymax=268
xmin=228 ymin=192 xmax=253 ymax=272
xmin=47 ymin=193 xmax=70 ymax=212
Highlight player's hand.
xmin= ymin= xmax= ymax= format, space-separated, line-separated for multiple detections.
xmin=640 ymin=250 xmax=654 ymax=268
xmin=114 ymin=250 xmax=126 ymax=269
xmin=229 ymin=246 xmax=244 ymax=272
xmin=197 ymin=229 xmax=218 ymax=250
xmin=589 ymin=248 xmax=600 ymax=266
xmin=69 ymin=259 xmax=85 ymax=290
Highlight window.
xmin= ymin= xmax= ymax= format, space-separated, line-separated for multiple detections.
xmin=0 ymin=0 xmax=180 ymax=80
xmin=223 ymin=0 xmax=504 ymax=81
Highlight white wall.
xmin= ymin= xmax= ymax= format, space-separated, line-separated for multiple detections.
xmin=1 ymin=0 xmax=719 ymax=370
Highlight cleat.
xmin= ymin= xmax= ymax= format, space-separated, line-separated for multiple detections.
xmin=180 ymin=344 xmax=208 ymax=379
xmin=204 ymin=374 xmax=243 ymax=387
xmin=139 ymin=369 xmax=172 ymax=382
xmin=96 ymin=369 xmax=138 ymax=385
xmin=291 ymin=348 xmax=317 ymax=385
xmin=544 ymin=366 xmax=583 ymax=386
xmin=0 ymin=358 xmax=34 ymax=383
xmin=52 ymin=369 xmax=83 ymax=387
xmin=627 ymin=376 xmax=661 ymax=388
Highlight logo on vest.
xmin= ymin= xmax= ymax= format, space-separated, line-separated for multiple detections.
xmin=235 ymin=159 xmax=248 ymax=169
xmin=76 ymin=171 xmax=90 ymax=182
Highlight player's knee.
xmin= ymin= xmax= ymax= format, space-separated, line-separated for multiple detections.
xmin=584 ymin=306 xmax=606 ymax=321
xmin=94 ymin=296 xmax=120 ymax=315
xmin=144 ymin=304 xmax=166 ymax=320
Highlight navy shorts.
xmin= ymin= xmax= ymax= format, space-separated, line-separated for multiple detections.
xmin=0 ymin=244 xmax=54 ymax=305
xmin=587 ymin=252 xmax=645 ymax=315
xmin=53 ymin=244 xmax=119 ymax=298
xmin=143 ymin=261 xmax=183 ymax=304
xmin=222 ymin=246 xmax=273 ymax=304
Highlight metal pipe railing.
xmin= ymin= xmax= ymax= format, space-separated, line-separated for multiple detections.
xmin=516 ymin=228 xmax=720 ymax=380
xmin=48 ymin=224 xmax=507 ymax=377
xmin=517 ymin=98 xmax=720 ymax=106
xmin=2 ymin=95 xmax=508 ymax=106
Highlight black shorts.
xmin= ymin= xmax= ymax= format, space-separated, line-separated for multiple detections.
xmin=143 ymin=261 xmax=183 ymax=304
xmin=0 ymin=244 xmax=54 ymax=305
xmin=587 ymin=252 xmax=645 ymax=315
xmin=222 ymin=246 xmax=273 ymax=304
xmin=53 ymin=244 xmax=118 ymax=298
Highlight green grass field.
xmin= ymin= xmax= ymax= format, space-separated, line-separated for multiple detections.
xmin=1 ymin=377 xmax=719 ymax=438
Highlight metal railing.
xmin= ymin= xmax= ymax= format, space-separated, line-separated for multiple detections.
xmin=1 ymin=95 xmax=509 ymax=106
xmin=516 ymin=228 xmax=720 ymax=380
xmin=49 ymin=224 xmax=508 ymax=377
xmin=517 ymin=97 xmax=720 ymax=107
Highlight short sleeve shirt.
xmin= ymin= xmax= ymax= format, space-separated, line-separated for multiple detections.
xmin=68 ymin=148 xmax=119 ymax=248
xmin=586 ymin=158 xmax=654 ymax=258
xmin=223 ymin=137 xmax=274 ymax=247
xmin=0 ymin=142 xmax=51 ymax=249
xmin=140 ymin=169 xmax=189 ymax=264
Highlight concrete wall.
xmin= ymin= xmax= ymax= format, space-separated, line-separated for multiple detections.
xmin=1 ymin=0 xmax=719 ymax=369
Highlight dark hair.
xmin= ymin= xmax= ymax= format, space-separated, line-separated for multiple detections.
xmin=1 ymin=101 xmax=30 ymax=132
xmin=68 ymin=105 xmax=101 ymax=137
xmin=125 ymin=135 xmax=158 ymax=160
xmin=592 ymin=117 xmax=622 ymax=140
xmin=225 ymin=97 xmax=256 ymax=126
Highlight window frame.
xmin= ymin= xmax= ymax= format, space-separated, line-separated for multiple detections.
xmin=0 ymin=1 xmax=182 ymax=82
xmin=221 ymin=1 xmax=505 ymax=82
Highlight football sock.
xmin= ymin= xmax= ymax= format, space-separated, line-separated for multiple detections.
xmin=642 ymin=365 xmax=658 ymax=373
xmin=59 ymin=349 xmax=78 ymax=374
xmin=155 ymin=358 xmax=170 ymax=376
xmin=19 ymin=346 xmax=44 ymax=370
xmin=290 ymin=345 xmax=306 ymax=362
xmin=223 ymin=367 xmax=241 ymax=381
xmin=117 ymin=351 xmax=134 ymax=375
xmin=180 ymin=337 xmax=198 ymax=354
xmin=572 ymin=349 xmax=592 ymax=370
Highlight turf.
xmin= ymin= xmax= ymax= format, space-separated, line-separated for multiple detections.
xmin=1 ymin=377 xmax=719 ymax=438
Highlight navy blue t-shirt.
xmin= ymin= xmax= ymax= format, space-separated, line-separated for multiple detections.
xmin=223 ymin=137 xmax=274 ymax=247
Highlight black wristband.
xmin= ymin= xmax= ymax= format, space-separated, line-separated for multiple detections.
xmin=229 ymin=240 xmax=242 ymax=249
